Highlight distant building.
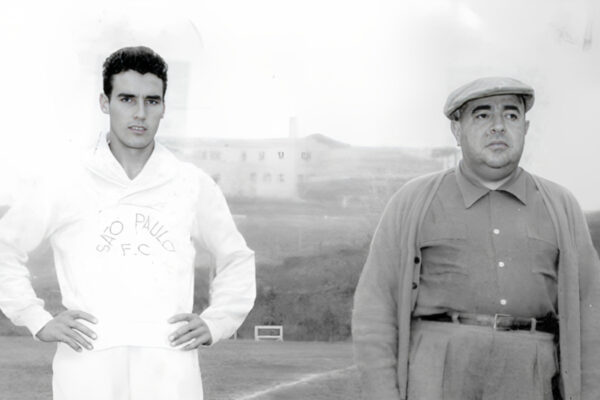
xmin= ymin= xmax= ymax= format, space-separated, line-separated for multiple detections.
xmin=160 ymin=134 xmax=451 ymax=202
xmin=161 ymin=135 xmax=330 ymax=199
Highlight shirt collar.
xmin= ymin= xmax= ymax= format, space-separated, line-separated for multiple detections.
xmin=87 ymin=132 xmax=175 ymax=186
xmin=455 ymin=161 xmax=528 ymax=208
xmin=498 ymin=167 xmax=528 ymax=206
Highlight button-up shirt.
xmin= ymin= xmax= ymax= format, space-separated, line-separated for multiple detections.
xmin=413 ymin=162 xmax=558 ymax=318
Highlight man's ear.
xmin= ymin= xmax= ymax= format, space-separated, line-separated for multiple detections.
xmin=99 ymin=93 xmax=110 ymax=115
xmin=450 ymin=120 xmax=461 ymax=146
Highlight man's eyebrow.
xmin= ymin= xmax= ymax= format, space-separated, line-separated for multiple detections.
xmin=471 ymin=105 xmax=491 ymax=114
xmin=116 ymin=94 xmax=162 ymax=100
xmin=503 ymin=104 xmax=521 ymax=113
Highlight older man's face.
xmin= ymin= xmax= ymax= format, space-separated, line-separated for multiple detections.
xmin=452 ymin=94 xmax=529 ymax=183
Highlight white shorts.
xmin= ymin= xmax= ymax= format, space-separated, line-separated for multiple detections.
xmin=52 ymin=344 xmax=203 ymax=400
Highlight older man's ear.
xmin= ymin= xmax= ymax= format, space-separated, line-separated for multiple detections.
xmin=451 ymin=120 xmax=461 ymax=146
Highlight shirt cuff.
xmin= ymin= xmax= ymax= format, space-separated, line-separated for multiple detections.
xmin=198 ymin=314 xmax=231 ymax=346
xmin=16 ymin=306 xmax=54 ymax=340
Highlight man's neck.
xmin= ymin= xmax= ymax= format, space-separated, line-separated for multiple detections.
xmin=460 ymin=161 xmax=519 ymax=191
xmin=479 ymin=175 xmax=512 ymax=191
xmin=107 ymin=136 xmax=155 ymax=180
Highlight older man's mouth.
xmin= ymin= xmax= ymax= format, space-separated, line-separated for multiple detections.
xmin=487 ymin=141 xmax=508 ymax=150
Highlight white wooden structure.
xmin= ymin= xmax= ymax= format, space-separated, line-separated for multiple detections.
xmin=254 ymin=325 xmax=283 ymax=341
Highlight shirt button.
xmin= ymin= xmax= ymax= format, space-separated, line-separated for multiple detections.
xmin=498 ymin=261 xmax=505 ymax=268
xmin=493 ymin=228 xmax=500 ymax=235
xmin=500 ymin=299 xmax=507 ymax=306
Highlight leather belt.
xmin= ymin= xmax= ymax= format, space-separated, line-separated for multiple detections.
xmin=418 ymin=312 xmax=558 ymax=335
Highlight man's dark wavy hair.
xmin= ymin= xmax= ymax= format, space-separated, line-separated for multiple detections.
xmin=102 ymin=46 xmax=168 ymax=99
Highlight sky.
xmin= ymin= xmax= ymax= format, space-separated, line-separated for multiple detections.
xmin=1 ymin=0 xmax=599 ymax=209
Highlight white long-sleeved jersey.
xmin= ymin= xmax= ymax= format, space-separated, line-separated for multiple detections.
xmin=0 ymin=135 xmax=256 ymax=350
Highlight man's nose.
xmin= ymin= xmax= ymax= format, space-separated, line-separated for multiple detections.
xmin=134 ymin=102 xmax=146 ymax=119
xmin=490 ymin=113 xmax=505 ymax=134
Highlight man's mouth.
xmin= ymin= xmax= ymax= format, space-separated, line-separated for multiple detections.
xmin=129 ymin=125 xmax=147 ymax=133
xmin=487 ymin=141 xmax=508 ymax=149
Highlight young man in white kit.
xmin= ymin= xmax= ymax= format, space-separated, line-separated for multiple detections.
xmin=0 ymin=46 xmax=256 ymax=399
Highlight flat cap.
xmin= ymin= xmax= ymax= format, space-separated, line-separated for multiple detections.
xmin=444 ymin=77 xmax=535 ymax=120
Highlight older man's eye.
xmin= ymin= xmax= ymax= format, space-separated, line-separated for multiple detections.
xmin=475 ymin=113 xmax=488 ymax=119
xmin=505 ymin=113 xmax=519 ymax=120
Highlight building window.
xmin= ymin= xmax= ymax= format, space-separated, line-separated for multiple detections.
xmin=210 ymin=151 xmax=221 ymax=160
xmin=263 ymin=173 xmax=271 ymax=183
xmin=279 ymin=174 xmax=285 ymax=182
xmin=250 ymin=173 xmax=257 ymax=182
xmin=241 ymin=151 xmax=247 ymax=161
xmin=278 ymin=151 xmax=285 ymax=159
xmin=301 ymin=151 xmax=311 ymax=160
xmin=259 ymin=151 xmax=265 ymax=161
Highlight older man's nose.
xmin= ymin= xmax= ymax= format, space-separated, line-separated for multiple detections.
xmin=490 ymin=113 xmax=505 ymax=134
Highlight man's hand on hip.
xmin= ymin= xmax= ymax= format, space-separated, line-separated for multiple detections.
xmin=168 ymin=313 xmax=212 ymax=350
xmin=35 ymin=310 xmax=98 ymax=352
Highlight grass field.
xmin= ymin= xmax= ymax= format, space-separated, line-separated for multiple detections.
xmin=0 ymin=337 xmax=359 ymax=400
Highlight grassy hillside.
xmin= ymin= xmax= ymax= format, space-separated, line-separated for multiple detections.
xmin=239 ymin=246 xmax=367 ymax=341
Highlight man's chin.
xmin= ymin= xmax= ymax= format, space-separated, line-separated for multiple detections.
xmin=483 ymin=155 xmax=517 ymax=170
xmin=122 ymin=135 xmax=155 ymax=150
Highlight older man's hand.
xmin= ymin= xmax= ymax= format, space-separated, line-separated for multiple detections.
xmin=36 ymin=310 xmax=98 ymax=352
xmin=168 ymin=313 xmax=212 ymax=350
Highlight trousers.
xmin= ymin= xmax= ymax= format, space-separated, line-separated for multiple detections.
xmin=407 ymin=320 xmax=558 ymax=400
xmin=52 ymin=344 xmax=203 ymax=400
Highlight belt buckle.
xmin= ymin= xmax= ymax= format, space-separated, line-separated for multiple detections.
xmin=492 ymin=313 xmax=511 ymax=331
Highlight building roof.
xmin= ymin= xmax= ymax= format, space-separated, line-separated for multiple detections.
xmin=159 ymin=133 xmax=351 ymax=150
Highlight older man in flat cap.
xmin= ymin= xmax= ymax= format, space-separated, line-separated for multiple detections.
xmin=352 ymin=77 xmax=600 ymax=400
